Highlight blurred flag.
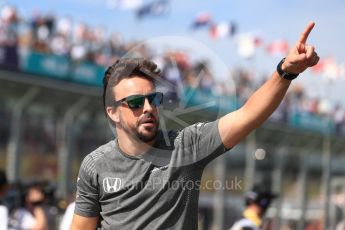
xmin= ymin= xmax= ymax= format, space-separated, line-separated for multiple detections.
xmin=209 ymin=21 xmax=236 ymax=39
xmin=266 ymin=39 xmax=289 ymax=56
xmin=191 ymin=12 xmax=212 ymax=30
xmin=311 ymin=57 xmax=345 ymax=81
xmin=236 ymin=33 xmax=261 ymax=59
xmin=310 ymin=56 xmax=331 ymax=73
xmin=323 ymin=61 xmax=345 ymax=81
xmin=136 ymin=0 xmax=169 ymax=19
xmin=106 ymin=0 xmax=143 ymax=10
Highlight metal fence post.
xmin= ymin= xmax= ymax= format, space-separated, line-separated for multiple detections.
xmin=297 ymin=153 xmax=309 ymax=230
xmin=244 ymin=131 xmax=256 ymax=191
xmin=322 ymin=133 xmax=332 ymax=230
xmin=213 ymin=155 xmax=227 ymax=230
xmin=57 ymin=97 xmax=89 ymax=200
xmin=6 ymin=87 xmax=40 ymax=182
xmin=272 ymin=147 xmax=286 ymax=230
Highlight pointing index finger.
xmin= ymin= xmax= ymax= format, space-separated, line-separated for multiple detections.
xmin=298 ymin=21 xmax=315 ymax=44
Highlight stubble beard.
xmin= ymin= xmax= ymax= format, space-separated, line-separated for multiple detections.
xmin=119 ymin=113 xmax=159 ymax=143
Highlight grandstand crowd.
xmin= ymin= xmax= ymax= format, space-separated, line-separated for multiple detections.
xmin=1 ymin=5 xmax=344 ymax=135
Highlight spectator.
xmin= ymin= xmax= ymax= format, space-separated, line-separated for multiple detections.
xmin=10 ymin=184 xmax=48 ymax=230
xmin=59 ymin=201 xmax=75 ymax=230
xmin=333 ymin=104 xmax=345 ymax=134
xmin=194 ymin=61 xmax=215 ymax=93
xmin=0 ymin=5 xmax=19 ymax=70
xmin=229 ymin=185 xmax=277 ymax=230
xmin=0 ymin=169 xmax=9 ymax=230
xmin=336 ymin=219 xmax=345 ymax=230
xmin=30 ymin=10 xmax=51 ymax=53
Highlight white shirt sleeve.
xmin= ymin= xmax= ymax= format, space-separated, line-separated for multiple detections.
xmin=59 ymin=202 xmax=76 ymax=230
xmin=0 ymin=205 xmax=8 ymax=230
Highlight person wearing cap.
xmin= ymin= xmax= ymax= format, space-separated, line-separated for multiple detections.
xmin=71 ymin=22 xmax=319 ymax=230
xmin=229 ymin=186 xmax=277 ymax=230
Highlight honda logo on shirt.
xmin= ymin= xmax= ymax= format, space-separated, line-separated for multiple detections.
xmin=103 ymin=177 xmax=121 ymax=193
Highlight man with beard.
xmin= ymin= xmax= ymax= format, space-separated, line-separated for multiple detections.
xmin=71 ymin=22 xmax=319 ymax=230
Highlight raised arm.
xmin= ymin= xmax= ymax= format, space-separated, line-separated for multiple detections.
xmin=218 ymin=22 xmax=319 ymax=149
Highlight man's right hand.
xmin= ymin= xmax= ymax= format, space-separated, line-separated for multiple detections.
xmin=282 ymin=21 xmax=319 ymax=74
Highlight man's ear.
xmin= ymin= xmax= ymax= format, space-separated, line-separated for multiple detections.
xmin=106 ymin=106 xmax=120 ymax=123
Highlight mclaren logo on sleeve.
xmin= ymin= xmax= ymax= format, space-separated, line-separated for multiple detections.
xmin=103 ymin=177 xmax=122 ymax=193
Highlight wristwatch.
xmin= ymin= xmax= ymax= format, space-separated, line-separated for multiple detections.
xmin=277 ymin=58 xmax=299 ymax=80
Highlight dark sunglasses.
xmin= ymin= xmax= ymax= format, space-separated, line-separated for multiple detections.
xmin=113 ymin=92 xmax=164 ymax=109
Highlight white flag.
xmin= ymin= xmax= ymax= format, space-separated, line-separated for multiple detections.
xmin=106 ymin=0 xmax=143 ymax=10
xmin=236 ymin=34 xmax=256 ymax=59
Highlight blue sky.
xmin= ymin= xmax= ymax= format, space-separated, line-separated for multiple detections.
xmin=6 ymin=0 xmax=345 ymax=105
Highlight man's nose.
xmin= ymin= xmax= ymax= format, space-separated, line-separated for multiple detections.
xmin=143 ymin=98 xmax=154 ymax=113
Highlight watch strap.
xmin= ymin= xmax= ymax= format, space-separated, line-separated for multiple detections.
xmin=277 ymin=58 xmax=299 ymax=80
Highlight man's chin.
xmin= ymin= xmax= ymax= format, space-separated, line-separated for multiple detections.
xmin=137 ymin=130 xmax=158 ymax=143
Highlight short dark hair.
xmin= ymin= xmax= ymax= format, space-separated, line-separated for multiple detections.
xmin=102 ymin=58 xmax=161 ymax=113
